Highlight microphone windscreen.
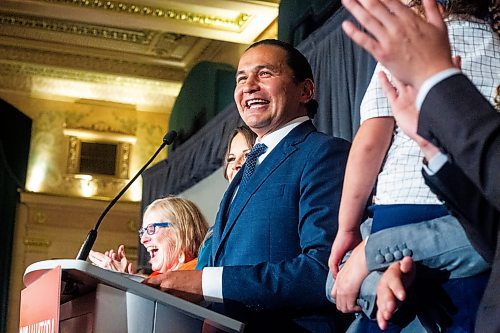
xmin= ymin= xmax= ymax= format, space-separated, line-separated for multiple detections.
xmin=163 ymin=130 xmax=177 ymax=145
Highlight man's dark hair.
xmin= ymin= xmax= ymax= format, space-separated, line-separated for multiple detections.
xmin=247 ymin=39 xmax=319 ymax=119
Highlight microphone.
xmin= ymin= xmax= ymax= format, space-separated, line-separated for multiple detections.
xmin=76 ymin=130 xmax=177 ymax=261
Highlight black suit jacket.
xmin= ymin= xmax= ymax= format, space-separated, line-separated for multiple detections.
xmin=422 ymin=161 xmax=498 ymax=264
xmin=418 ymin=73 xmax=500 ymax=332
xmin=417 ymin=73 xmax=500 ymax=212
xmin=423 ymin=161 xmax=499 ymax=333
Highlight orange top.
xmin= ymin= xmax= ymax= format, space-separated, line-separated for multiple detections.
xmin=177 ymin=258 xmax=198 ymax=271
xmin=147 ymin=258 xmax=198 ymax=278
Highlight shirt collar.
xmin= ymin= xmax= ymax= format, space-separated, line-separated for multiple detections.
xmin=256 ymin=116 xmax=309 ymax=162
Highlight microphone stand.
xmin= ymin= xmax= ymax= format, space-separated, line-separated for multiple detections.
xmin=76 ymin=131 xmax=177 ymax=261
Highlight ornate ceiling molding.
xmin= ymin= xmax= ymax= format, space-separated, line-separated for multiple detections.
xmin=0 ymin=60 xmax=181 ymax=108
xmin=0 ymin=45 xmax=186 ymax=82
xmin=0 ymin=12 xmax=157 ymax=45
xmin=2 ymin=0 xmax=278 ymax=44
xmin=40 ymin=0 xmax=250 ymax=32
xmin=0 ymin=61 xmax=161 ymax=86
xmin=0 ymin=0 xmax=278 ymax=110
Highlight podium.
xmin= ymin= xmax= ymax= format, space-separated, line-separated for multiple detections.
xmin=22 ymin=260 xmax=245 ymax=333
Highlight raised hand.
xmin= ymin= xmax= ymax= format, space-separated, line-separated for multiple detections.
xmin=380 ymin=71 xmax=441 ymax=161
xmin=341 ymin=0 xmax=453 ymax=89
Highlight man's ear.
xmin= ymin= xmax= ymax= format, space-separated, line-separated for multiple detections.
xmin=301 ymin=79 xmax=315 ymax=103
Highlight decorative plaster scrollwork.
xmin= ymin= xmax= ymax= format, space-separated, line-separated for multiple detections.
xmin=24 ymin=238 xmax=52 ymax=247
xmin=41 ymin=0 xmax=250 ymax=31
xmin=32 ymin=211 xmax=48 ymax=224
xmin=64 ymin=128 xmax=134 ymax=180
xmin=127 ymin=219 xmax=139 ymax=233
xmin=0 ymin=45 xmax=187 ymax=82
xmin=0 ymin=13 xmax=155 ymax=44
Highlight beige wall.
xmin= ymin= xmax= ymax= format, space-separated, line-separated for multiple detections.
xmin=1 ymin=92 xmax=166 ymax=332
xmin=0 ymin=94 xmax=168 ymax=201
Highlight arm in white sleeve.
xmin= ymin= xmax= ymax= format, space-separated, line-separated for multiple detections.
xmin=202 ymin=267 xmax=224 ymax=303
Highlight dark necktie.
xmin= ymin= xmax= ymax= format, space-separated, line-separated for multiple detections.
xmin=240 ymin=143 xmax=267 ymax=188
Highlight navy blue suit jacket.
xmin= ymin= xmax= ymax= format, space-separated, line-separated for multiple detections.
xmin=208 ymin=121 xmax=351 ymax=331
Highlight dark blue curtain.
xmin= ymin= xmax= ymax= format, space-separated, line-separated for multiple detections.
xmin=298 ymin=7 xmax=377 ymax=141
xmin=278 ymin=0 xmax=342 ymax=46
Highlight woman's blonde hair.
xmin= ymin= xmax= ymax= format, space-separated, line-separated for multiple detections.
xmin=144 ymin=196 xmax=209 ymax=260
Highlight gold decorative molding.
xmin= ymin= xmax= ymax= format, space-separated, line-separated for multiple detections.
xmin=24 ymin=238 xmax=52 ymax=247
xmin=67 ymin=137 xmax=79 ymax=173
xmin=61 ymin=173 xmax=132 ymax=198
xmin=0 ymin=12 xmax=156 ymax=45
xmin=152 ymin=32 xmax=185 ymax=58
xmin=64 ymin=129 xmax=134 ymax=180
xmin=0 ymin=45 xmax=187 ymax=82
xmin=119 ymin=143 xmax=131 ymax=179
xmin=32 ymin=211 xmax=48 ymax=224
xmin=0 ymin=57 xmax=181 ymax=107
xmin=127 ymin=219 xmax=139 ymax=233
xmin=63 ymin=127 xmax=136 ymax=141
xmin=40 ymin=0 xmax=251 ymax=32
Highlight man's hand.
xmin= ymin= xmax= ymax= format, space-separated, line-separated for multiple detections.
xmin=378 ymin=71 xmax=441 ymax=161
xmin=341 ymin=0 xmax=453 ymax=89
xmin=144 ymin=270 xmax=204 ymax=304
xmin=328 ymin=229 xmax=362 ymax=277
xmin=332 ymin=242 xmax=368 ymax=313
xmin=376 ymin=256 xmax=416 ymax=330
xmin=379 ymin=72 xmax=420 ymax=141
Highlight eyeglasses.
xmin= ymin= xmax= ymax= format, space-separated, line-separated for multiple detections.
xmin=138 ymin=222 xmax=172 ymax=238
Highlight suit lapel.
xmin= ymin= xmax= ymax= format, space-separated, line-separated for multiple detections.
xmin=213 ymin=121 xmax=315 ymax=263
xmin=210 ymin=169 xmax=242 ymax=262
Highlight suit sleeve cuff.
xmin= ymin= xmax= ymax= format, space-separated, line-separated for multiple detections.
xmin=202 ymin=267 xmax=224 ymax=303
xmin=416 ymin=68 xmax=461 ymax=110
xmin=423 ymin=152 xmax=448 ymax=176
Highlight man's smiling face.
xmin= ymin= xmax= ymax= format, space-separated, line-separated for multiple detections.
xmin=234 ymin=44 xmax=308 ymax=138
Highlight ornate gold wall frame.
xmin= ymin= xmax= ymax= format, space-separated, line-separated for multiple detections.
xmin=63 ymin=128 xmax=136 ymax=180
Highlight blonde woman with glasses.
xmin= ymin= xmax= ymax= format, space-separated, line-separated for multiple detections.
xmin=89 ymin=196 xmax=208 ymax=277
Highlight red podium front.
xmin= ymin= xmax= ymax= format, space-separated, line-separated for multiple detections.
xmin=20 ymin=266 xmax=61 ymax=333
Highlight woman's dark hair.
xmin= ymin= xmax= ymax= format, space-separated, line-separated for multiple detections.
xmin=246 ymin=39 xmax=319 ymax=119
xmin=223 ymin=125 xmax=257 ymax=180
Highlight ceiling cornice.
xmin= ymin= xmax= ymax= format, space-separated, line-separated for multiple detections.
xmin=39 ymin=0 xmax=251 ymax=32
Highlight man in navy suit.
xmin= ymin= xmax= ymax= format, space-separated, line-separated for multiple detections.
xmin=146 ymin=39 xmax=351 ymax=332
